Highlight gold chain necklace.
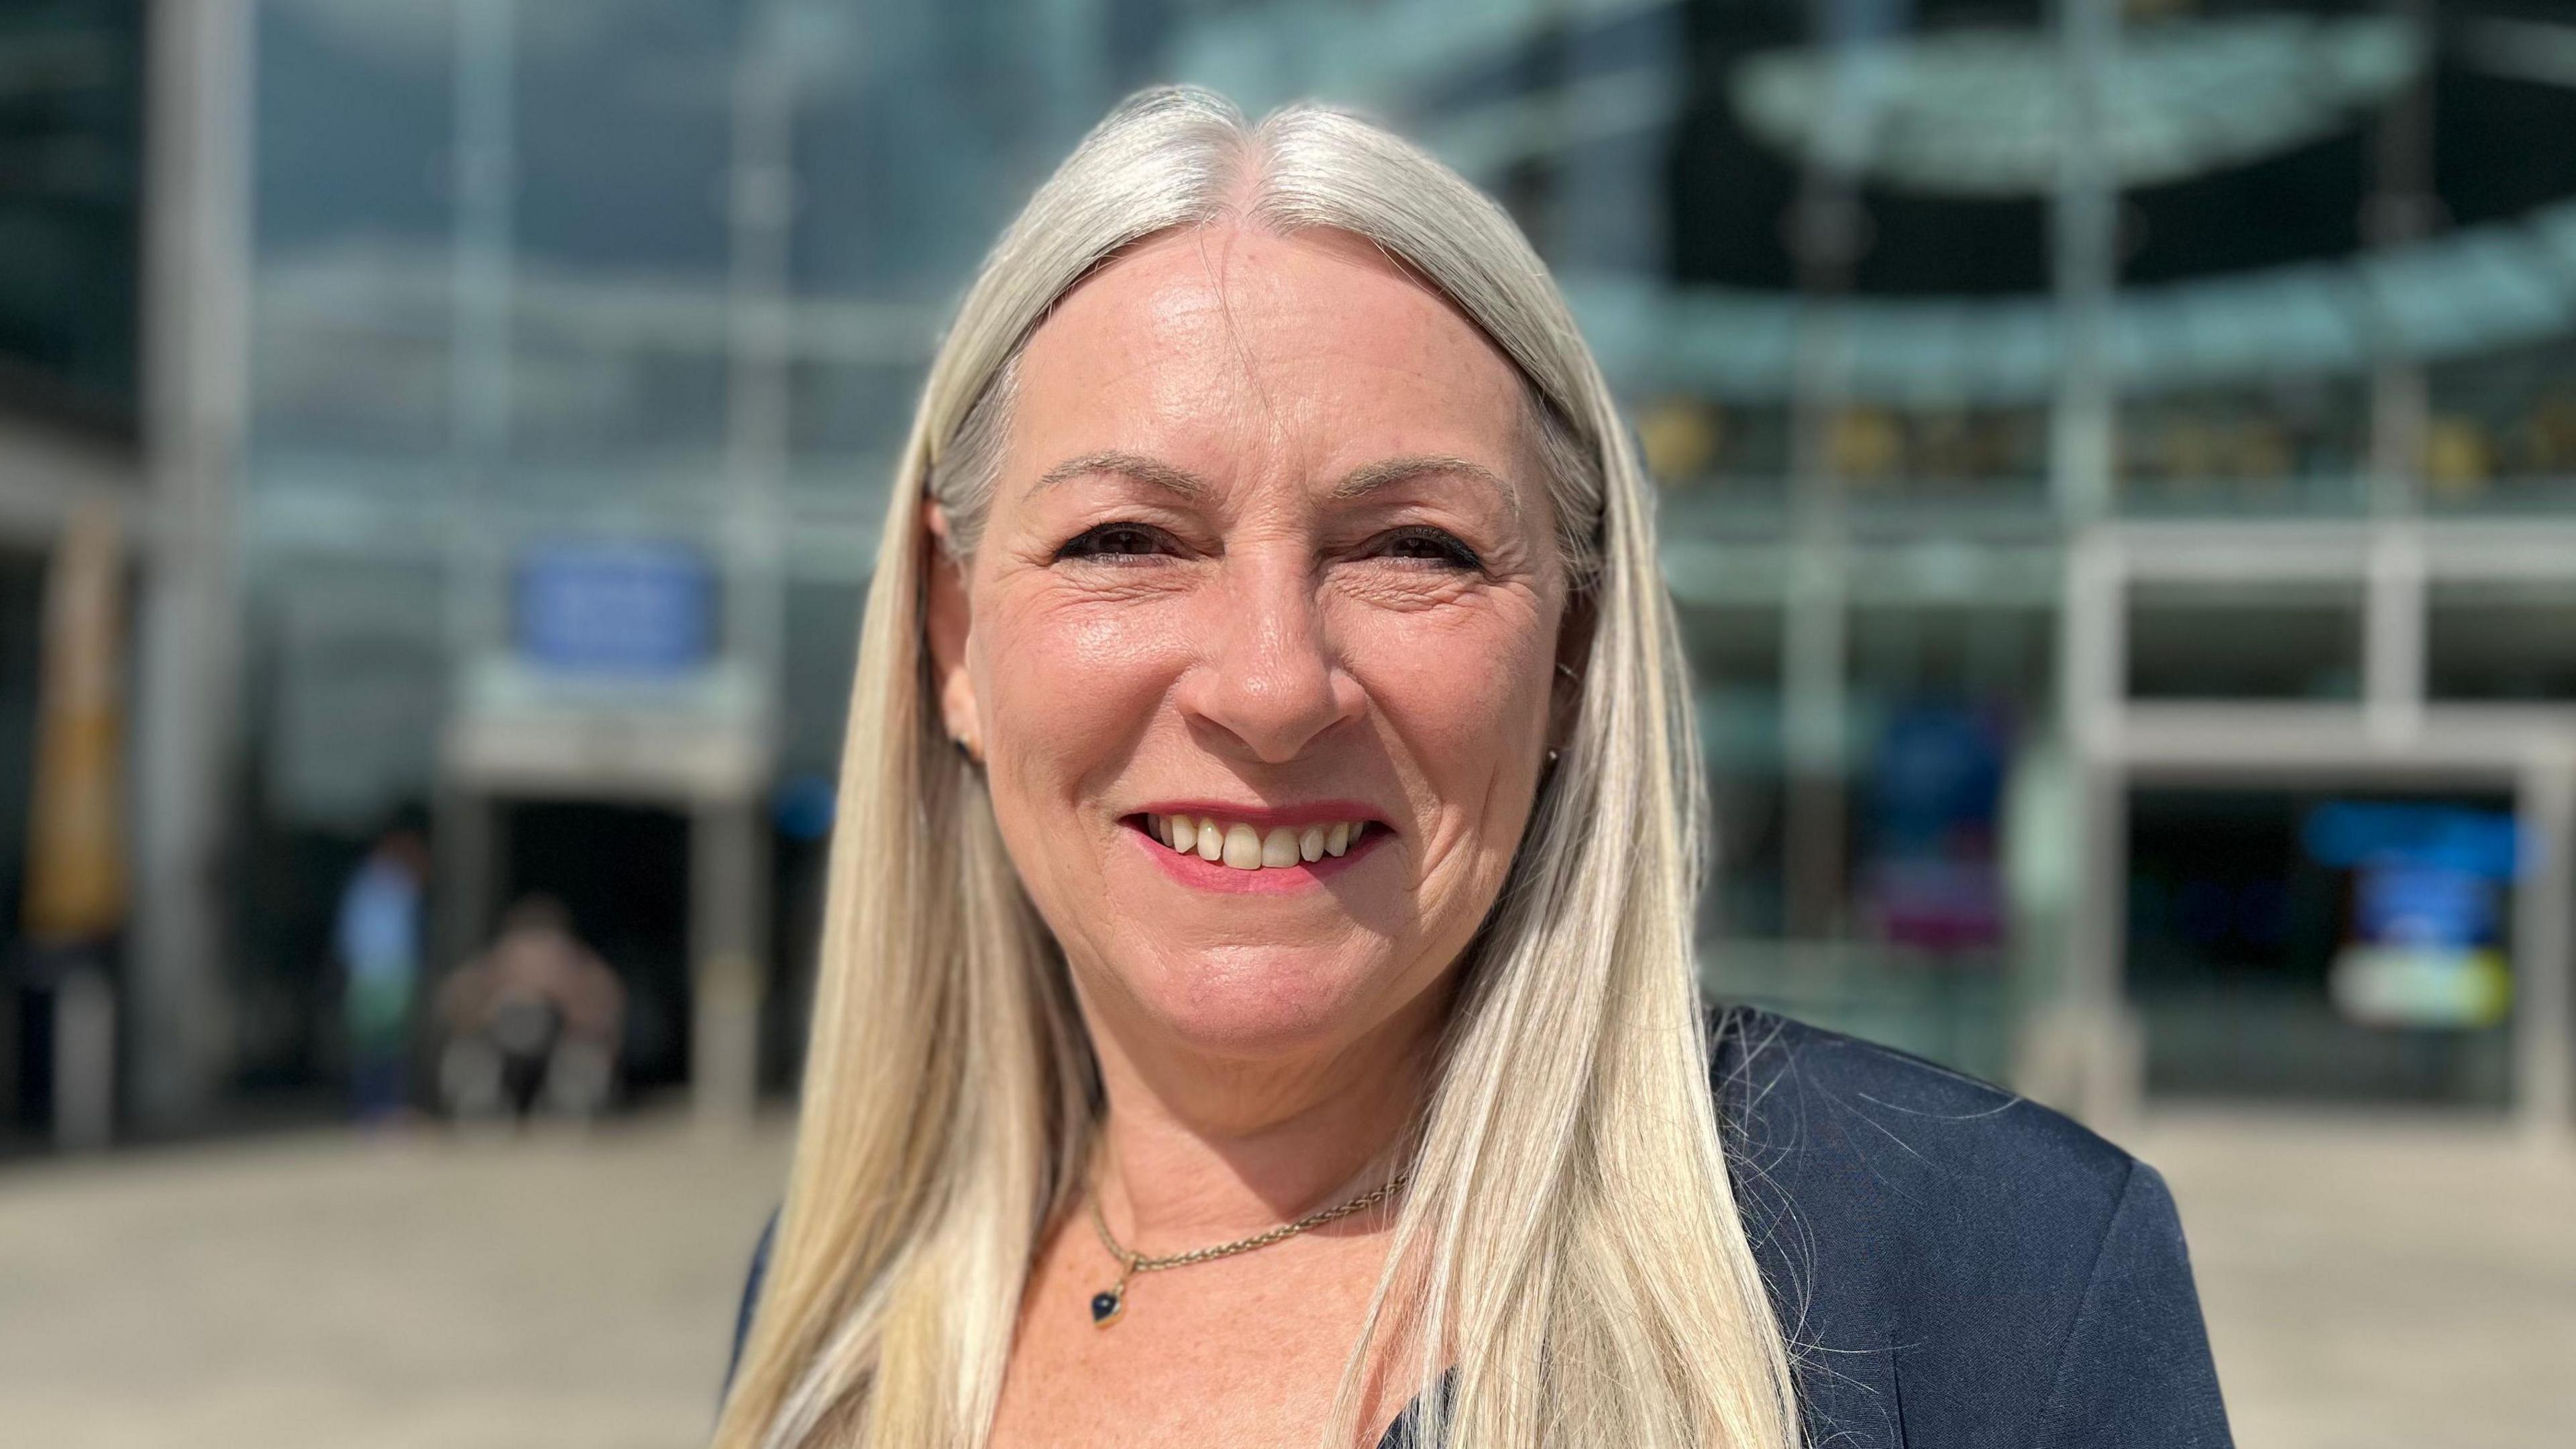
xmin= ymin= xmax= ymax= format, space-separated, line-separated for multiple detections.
xmin=1084 ymin=1171 xmax=1410 ymax=1327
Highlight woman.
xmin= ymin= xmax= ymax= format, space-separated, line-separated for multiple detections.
xmin=716 ymin=88 xmax=2230 ymax=1449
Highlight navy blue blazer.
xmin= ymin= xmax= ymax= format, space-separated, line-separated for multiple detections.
xmin=728 ymin=1008 xmax=2233 ymax=1448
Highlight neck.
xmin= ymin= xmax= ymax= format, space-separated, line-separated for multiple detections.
xmin=1083 ymin=989 xmax=1444 ymax=1247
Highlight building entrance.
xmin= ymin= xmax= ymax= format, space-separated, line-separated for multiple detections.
xmin=496 ymin=800 xmax=692 ymax=1093
xmin=2129 ymin=786 xmax=2518 ymax=1109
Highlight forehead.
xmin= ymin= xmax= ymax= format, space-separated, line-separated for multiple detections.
xmin=1007 ymin=224 xmax=1534 ymax=484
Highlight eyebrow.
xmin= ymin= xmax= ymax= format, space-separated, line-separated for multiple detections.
xmin=1331 ymin=454 xmax=1518 ymax=519
xmin=1032 ymin=449 xmax=1210 ymax=498
xmin=1031 ymin=449 xmax=1518 ymax=517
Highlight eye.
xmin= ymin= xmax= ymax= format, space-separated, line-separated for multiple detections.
xmin=1365 ymin=526 xmax=1483 ymax=570
xmin=1053 ymin=522 xmax=1174 ymax=563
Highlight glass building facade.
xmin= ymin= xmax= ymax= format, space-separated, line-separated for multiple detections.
xmin=0 ymin=0 xmax=141 ymax=432
xmin=209 ymin=0 xmax=2576 ymax=1127
xmin=0 ymin=0 xmax=144 ymax=1141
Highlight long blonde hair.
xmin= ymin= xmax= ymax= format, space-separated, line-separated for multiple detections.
xmin=714 ymin=87 xmax=1799 ymax=1449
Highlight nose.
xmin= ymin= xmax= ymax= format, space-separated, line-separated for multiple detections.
xmin=1176 ymin=548 xmax=1362 ymax=764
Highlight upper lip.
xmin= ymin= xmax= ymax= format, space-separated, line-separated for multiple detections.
xmin=1128 ymin=799 xmax=1389 ymax=831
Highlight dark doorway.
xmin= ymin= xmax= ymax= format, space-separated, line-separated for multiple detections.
xmin=2127 ymin=786 xmax=2516 ymax=1109
xmin=500 ymin=800 xmax=691 ymax=1093
xmin=0 ymin=545 xmax=52 ymax=1134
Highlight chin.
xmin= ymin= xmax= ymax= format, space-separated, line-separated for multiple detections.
xmin=1124 ymin=941 xmax=1411 ymax=1061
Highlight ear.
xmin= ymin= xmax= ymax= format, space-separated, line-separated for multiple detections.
xmin=922 ymin=501 xmax=982 ymax=761
xmin=1548 ymin=586 xmax=1595 ymax=753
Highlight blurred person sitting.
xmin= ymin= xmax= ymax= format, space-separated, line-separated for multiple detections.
xmin=435 ymin=894 xmax=626 ymax=1124
xmin=333 ymin=819 xmax=429 ymax=1123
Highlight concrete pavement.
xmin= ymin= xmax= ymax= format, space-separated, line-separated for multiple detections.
xmin=2133 ymin=1113 xmax=2576 ymax=1449
xmin=0 ymin=1119 xmax=787 ymax=1449
xmin=0 ymin=1110 xmax=2567 ymax=1448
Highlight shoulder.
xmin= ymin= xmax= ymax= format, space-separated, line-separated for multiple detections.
xmin=1711 ymin=1006 xmax=2139 ymax=1222
xmin=724 ymin=1212 xmax=777 ymax=1398
xmin=1709 ymin=1007 xmax=2231 ymax=1449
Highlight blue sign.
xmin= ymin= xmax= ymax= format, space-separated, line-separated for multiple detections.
xmin=2354 ymin=861 xmax=2498 ymax=948
xmin=2301 ymin=801 xmax=2520 ymax=880
xmin=514 ymin=541 xmax=714 ymax=675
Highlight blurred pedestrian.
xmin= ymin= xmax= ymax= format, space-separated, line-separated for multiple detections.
xmin=435 ymin=895 xmax=625 ymax=1124
xmin=333 ymin=820 xmax=428 ymax=1123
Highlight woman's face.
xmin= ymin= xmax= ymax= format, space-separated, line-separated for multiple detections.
xmin=929 ymin=225 xmax=1574 ymax=1065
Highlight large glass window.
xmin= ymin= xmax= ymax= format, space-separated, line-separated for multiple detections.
xmin=0 ymin=0 xmax=142 ymax=431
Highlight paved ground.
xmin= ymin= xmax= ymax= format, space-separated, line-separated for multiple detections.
xmin=2132 ymin=1113 xmax=2576 ymax=1449
xmin=0 ymin=1118 xmax=788 ymax=1449
xmin=0 ymin=1110 xmax=2567 ymax=1448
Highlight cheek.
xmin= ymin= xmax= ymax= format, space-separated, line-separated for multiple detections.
xmin=1340 ymin=597 xmax=1554 ymax=826
xmin=971 ymin=590 xmax=1188 ymax=810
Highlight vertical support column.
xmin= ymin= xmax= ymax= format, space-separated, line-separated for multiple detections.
xmin=2067 ymin=754 xmax=2142 ymax=1126
xmin=1776 ymin=0 xmax=1896 ymax=941
xmin=724 ymin=2 xmax=794 ymax=684
xmin=432 ymin=0 xmax=516 ymax=1007
xmin=2060 ymin=531 xmax=2127 ymax=739
xmin=705 ymin=3 xmax=800 ymax=1118
xmin=692 ymin=797 xmax=767 ymax=1126
xmin=1782 ymin=553 xmax=1847 ymax=937
xmin=2035 ymin=0 xmax=2137 ymax=1124
xmin=2363 ymin=526 xmax=2426 ymax=747
xmin=2027 ymin=529 xmax=2140 ymax=1122
xmin=2365 ymin=0 xmax=2438 ymax=515
xmin=2049 ymin=0 xmax=2118 ymax=525
xmin=2514 ymin=751 xmax=2575 ymax=1143
xmin=447 ymin=0 xmax=515 ymax=663
xmin=130 ymin=0 xmax=256 ymax=1128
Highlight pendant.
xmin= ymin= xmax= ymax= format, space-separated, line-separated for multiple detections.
xmin=1089 ymin=1284 xmax=1126 ymax=1327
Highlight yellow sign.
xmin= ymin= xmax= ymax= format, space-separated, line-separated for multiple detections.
xmin=23 ymin=503 xmax=129 ymax=943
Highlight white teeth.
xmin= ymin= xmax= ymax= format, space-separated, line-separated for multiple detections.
xmin=1148 ymin=815 xmax=1373 ymax=869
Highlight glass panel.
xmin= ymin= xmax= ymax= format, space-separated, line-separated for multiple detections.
xmin=2128 ymin=580 xmax=2365 ymax=702
xmin=2426 ymin=580 xmax=2576 ymax=702
xmin=1682 ymin=604 xmax=1784 ymax=941
xmin=252 ymin=0 xmax=456 ymax=465
xmin=1846 ymin=606 xmax=2049 ymax=957
xmin=788 ymin=358 xmax=920 ymax=475
xmin=0 ymin=0 xmax=142 ymax=429
xmin=252 ymin=311 xmax=453 ymax=464
xmin=779 ymin=579 xmax=863 ymax=780
xmin=502 ymin=327 xmax=729 ymax=486
xmin=2118 ymin=379 xmax=2370 ymax=515
xmin=253 ymin=555 xmax=448 ymax=832
xmin=2424 ymin=338 xmax=2576 ymax=515
xmin=509 ymin=0 xmax=733 ymax=278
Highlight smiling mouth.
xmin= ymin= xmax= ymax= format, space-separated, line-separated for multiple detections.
xmin=1125 ymin=812 xmax=1377 ymax=873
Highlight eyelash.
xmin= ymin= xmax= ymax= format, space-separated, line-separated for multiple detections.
xmin=1371 ymin=526 xmax=1483 ymax=570
xmin=1051 ymin=523 xmax=1483 ymax=572
xmin=1053 ymin=523 xmax=1171 ymax=562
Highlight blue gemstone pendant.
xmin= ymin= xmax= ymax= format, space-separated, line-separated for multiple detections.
xmin=1089 ymin=1287 xmax=1125 ymax=1326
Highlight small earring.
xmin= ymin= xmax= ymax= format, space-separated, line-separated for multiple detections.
xmin=1546 ymin=746 xmax=1562 ymax=767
